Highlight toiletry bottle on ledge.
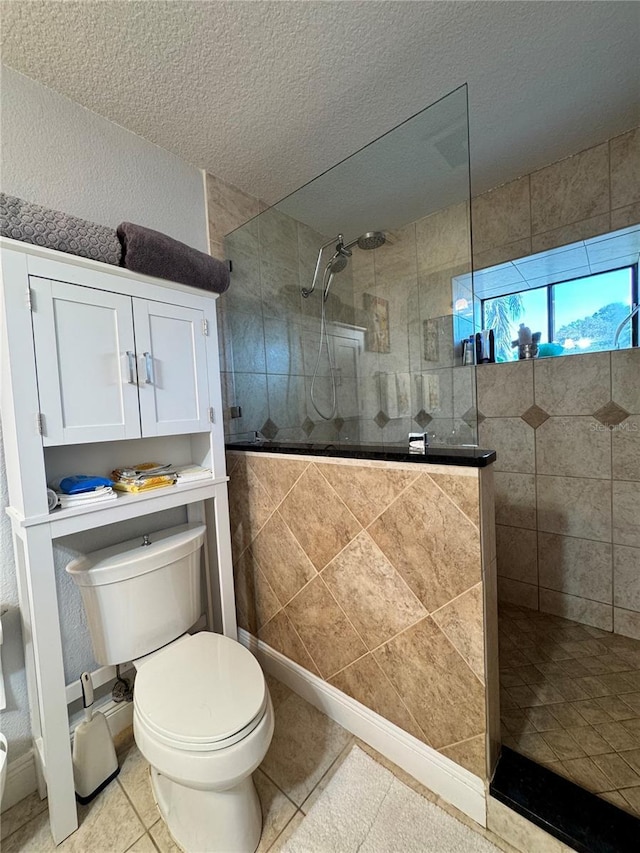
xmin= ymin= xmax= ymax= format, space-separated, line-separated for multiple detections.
xmin=475 ymin=330 xmax=495 ymax=364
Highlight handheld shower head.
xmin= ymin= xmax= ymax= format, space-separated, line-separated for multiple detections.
xmin=328 ymin=252 xmax=349 ymax=275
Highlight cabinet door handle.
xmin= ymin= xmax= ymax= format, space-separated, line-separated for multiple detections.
xmin=126 ymin=351 xmax=136 ymax=385
xmin=143 ymin=352 xmax=154 ymax=385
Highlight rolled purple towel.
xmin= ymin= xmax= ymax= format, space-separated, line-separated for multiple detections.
xmin=117 ymin=222 xmax=230 ymax=294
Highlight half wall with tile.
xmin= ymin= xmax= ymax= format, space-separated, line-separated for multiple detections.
xmin=476 ymin=349 xmax=640 ymax=639
xmin=226 ymin=449 xmax=497 ymax=782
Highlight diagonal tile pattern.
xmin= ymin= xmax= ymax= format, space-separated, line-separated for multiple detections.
xmin=227 ymin=451 xmax=486 ymax=777
xmin=368 ymin=473 xmax=481 ymax=612
xmin=499 ymin=601 xmax=640 ymax=819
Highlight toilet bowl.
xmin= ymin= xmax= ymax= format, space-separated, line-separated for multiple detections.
xmin=65 ymin=523 xmax=274 ymax=852
xmin=133 ymin=632 xmax=274 ymax=853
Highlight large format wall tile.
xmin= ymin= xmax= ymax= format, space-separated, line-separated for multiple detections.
xmin=279 ymin=464 xmax=362 ymax=570
xmin=471 ymin=176 xmax=531 ymax=254
xmin=431 ymin=583 xmax=485 ymax=681
xmin=479 ymin=418 xmax=535 ymax=473
xmin=368 ymin=473 xmax=481 ymax=612
xmin=258 ymin=610 xmax=320 ymax=676
xmin=533 ymin=352 xmax=611 ymax=416
xmin=321 ymin=532 xmax=427 ymax=649
xmin=530 ymin=213 xmax=611 ymax=254
xmin=493 ymin=472 xmax=537 ymax=529
xmin=496 ymin=525 xmax=537 ymax=585
xmin=611 ymin=201 xmax=640 ymax=230
xmin=316 ymin=462 xmax=417 ymax=527
xmin=539 ymin=588 xmax=613 ymax=632
xmin=247 ymin=455 xmax=308 ymax=504
xmin=439 ymin=735 xmax=486 ymax=779
xmin=612 ymin=418 xmax=640 ymax=481
xmin=375 ymin=617 xmax=485 ymax=750
xmin=227 ymin=372 xmax=269 ymax=437
xmin=429 ymin=471 xmax=480 ymax=527
xmin=611 ymin=349 xmax=640 ymax=414
xmin=206 ymin=172 xmax=261 ymax=246
xmin=614 ymin=608 xmax=640 ymax=641
xmin=530 ymin=143 xmax=609 ymax=234
xmin=251 ymin=511 xmax=317 ymax=605
xmin=415 ymin=202 xmax=470 ymax=275
xmin=285 ymin=576 xmax=367 ymax=678
xmin=497 ymin=576 xmax=538 ymax=609
xmin=538 ymin=532 xmax=612 ymax=604
xmin=613 ymin=480 xmax=640 ymax=547
xmin=227 ymin=455 xmax=275 ymax=557
xmin=233 ymin=548 xmax=280 ymax=633
xmin=328 ymin=655 xmax=424 ymax=740
xmin=536 ymin=475 xmax=611 ymax=542
xmin=536 ymin=417 xmax=611 ymax=480
xmin=476 ymin=361 xmax=533 ymax=417
xmin=228 ymin=310 xmax=267 ymax=373
xmin=613 ymin=545 xmax=640 ymax=613
xmin=610 ymin=127 xmax=640 ymax=210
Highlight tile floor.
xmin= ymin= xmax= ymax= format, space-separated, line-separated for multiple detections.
xmin=1 ymin=672 xmax=566 ymax=853
xmin=499 ymin=602 xmax=640 ymax=818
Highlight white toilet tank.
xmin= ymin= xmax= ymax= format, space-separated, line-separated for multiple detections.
xmin=66 ymin=523 xmax=206 ymax=666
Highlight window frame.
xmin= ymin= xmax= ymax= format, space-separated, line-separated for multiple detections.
xmin=480 ymin=261 xmax=639 ymax=355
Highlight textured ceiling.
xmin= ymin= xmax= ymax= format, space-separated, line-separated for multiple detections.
xmin=1 ymin=1 xmax=639 ymax=205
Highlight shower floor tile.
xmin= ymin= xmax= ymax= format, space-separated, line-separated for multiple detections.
xmin=499 ymin=603 xmax=640 ymax=819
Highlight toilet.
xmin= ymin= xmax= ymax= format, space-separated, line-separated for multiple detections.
xmin=66 ymin=523 xmax=274 ymax=853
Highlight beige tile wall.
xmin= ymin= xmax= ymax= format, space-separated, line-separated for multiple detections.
xmin=208 ymin=173 xmax=364 ymax=443
xmin=471 ymin=126 xmax=639 ymax=267
xmin=470 ymin=126 xmax=640 ymax=640
xmin=206 ymin=171 xmax=476 ymax=447
xmin=227 ymin=450 xmax=492 ymax=780
xmin=476 ymin=350 xmax=640 ymax=640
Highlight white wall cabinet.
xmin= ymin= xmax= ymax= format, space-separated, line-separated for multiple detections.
xmin=30 ymin=277 xmax=211 ymax=446
xmin=1 ymin=238 xmax=237 ymax=845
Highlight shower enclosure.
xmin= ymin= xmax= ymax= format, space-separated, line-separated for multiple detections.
xmin=218 ymin=84 xmax=477 ymax=448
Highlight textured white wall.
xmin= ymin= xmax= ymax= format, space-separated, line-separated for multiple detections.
xmin=0 ymin=67 xmax=208 ymax=251
xmin=0 ymin=68 xmax=209 ymax=762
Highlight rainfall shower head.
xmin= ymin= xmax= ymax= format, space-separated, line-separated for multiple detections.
xmin=356 ymin=231 xmax=386 ymax=250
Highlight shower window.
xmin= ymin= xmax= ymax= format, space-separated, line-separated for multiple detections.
xmin=480 ymin=263 xmax=638 ymax=361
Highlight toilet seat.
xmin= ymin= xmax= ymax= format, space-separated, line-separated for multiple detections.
xmin=134 ymin=632 xmax=267 ymax=752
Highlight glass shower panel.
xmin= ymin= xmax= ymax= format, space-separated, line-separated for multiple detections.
xmin=222 ymin=84 xmax=475 ymax=447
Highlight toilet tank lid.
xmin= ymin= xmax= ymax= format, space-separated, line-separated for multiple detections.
xmin=65 ymin=523 xmax=205 ymax=586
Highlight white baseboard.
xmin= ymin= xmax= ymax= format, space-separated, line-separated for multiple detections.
xmin=239 ymin=629 xmax=487 ymax=827
xmin=2 ymin=699 xmax=133 ymax=813
xmin=2 ymin=748 xmax=38 ymax=812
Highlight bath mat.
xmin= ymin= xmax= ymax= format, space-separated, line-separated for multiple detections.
xmin=282 ymin=746 xmax=499 ymax=852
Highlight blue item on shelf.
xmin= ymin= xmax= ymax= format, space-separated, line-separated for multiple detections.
xmin=55 ymin=475 xmax=114 ymax=495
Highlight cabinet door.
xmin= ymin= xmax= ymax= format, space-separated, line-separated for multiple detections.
xmin=30 ymin=278 xmax=141 ymax=445
xmin=133 ymin=299 xmax=211 ymax=436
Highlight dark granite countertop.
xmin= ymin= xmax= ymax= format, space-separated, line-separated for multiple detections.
xmin=225 ymin=440 xmax=496 ymax=468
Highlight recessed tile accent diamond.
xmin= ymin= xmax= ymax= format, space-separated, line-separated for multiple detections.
xmin=333 ymin=417 xmax=345 ymax=432
xmin=413 ymin=409 xmax=432 ymax=429
xmin=302 ymin=416 xmax=315 ymax=436
xmin=461 ymin=407 xmax=479 ymax=428
xmin=374 ymin=410 xmax=390 ymax=429
xmin=476 ymin=410 xmax=486 ymax=425
xmin=593 ymin=401 xmax=630 ymax=428
xmin=260 ymin=418 xmax=279 ymax=439
xmin=521 ymin=404 xmax=550 ymax=429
